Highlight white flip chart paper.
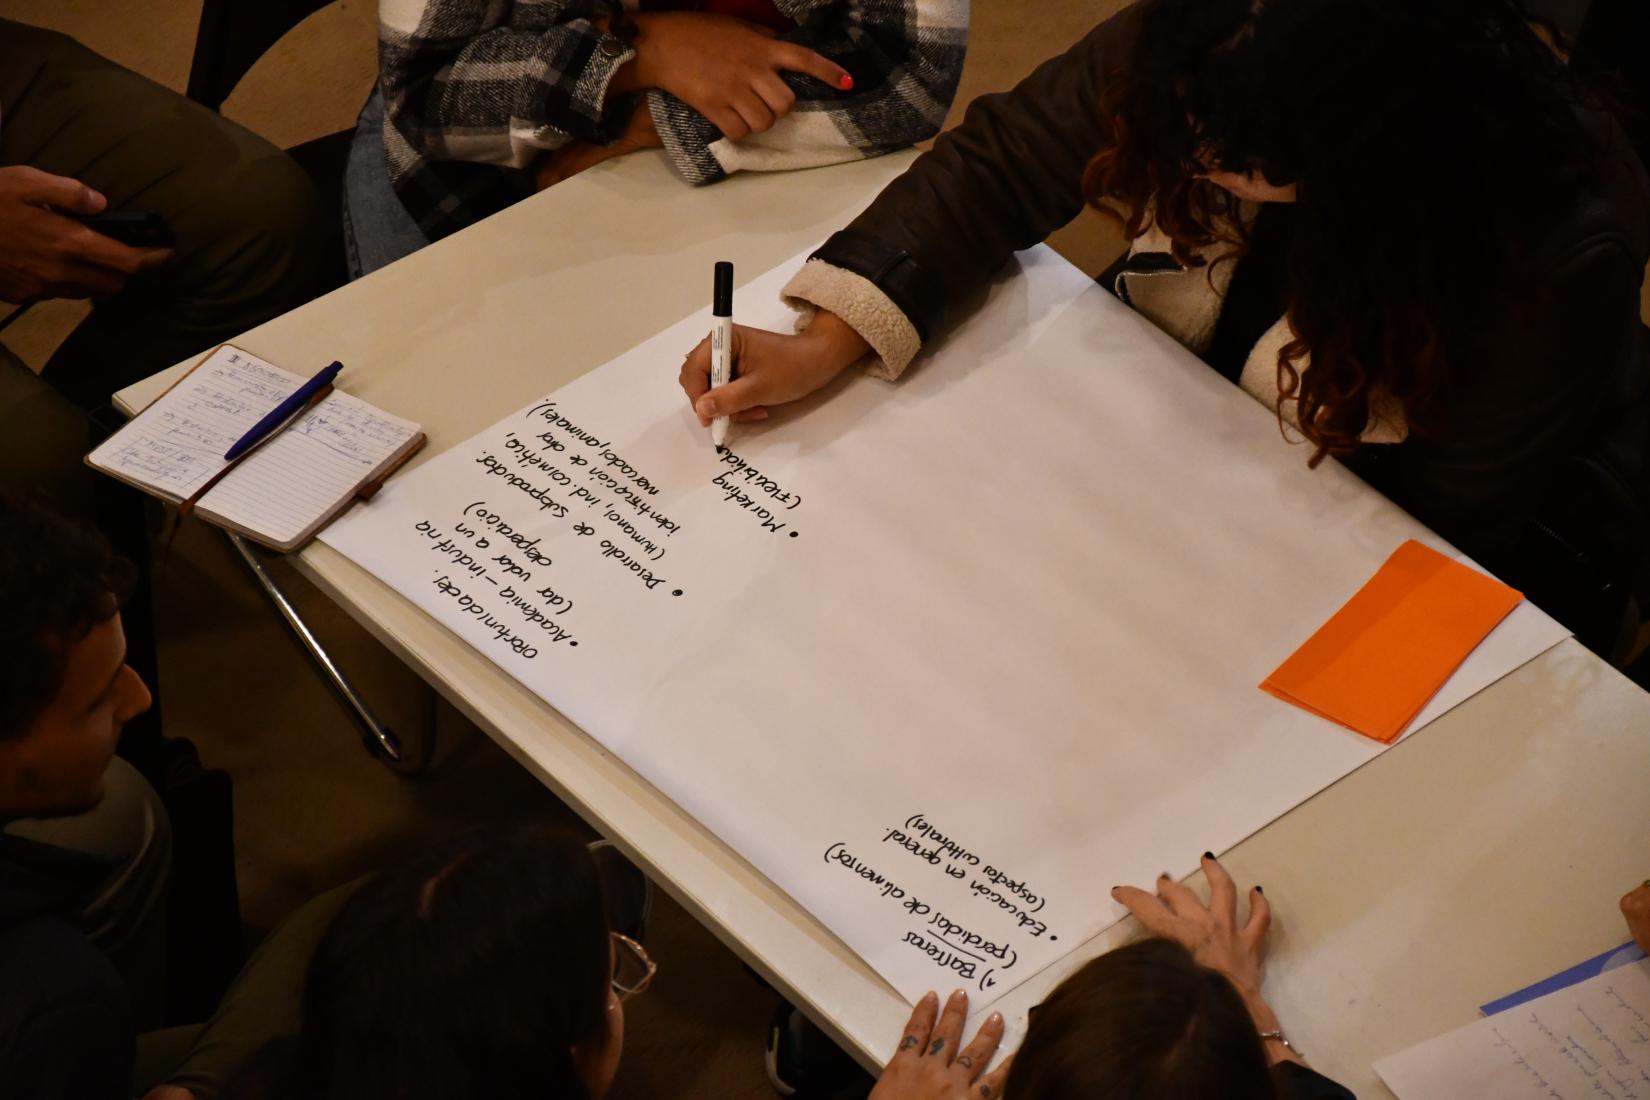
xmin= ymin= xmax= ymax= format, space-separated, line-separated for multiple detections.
xmin=321 ymin=246 xmax=1568 ymax=1007
xmin=1375 ymin=960 xmax=1650 ymax=1099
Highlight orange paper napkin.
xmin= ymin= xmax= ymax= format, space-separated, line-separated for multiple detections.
xmin=1261 ymin=539 xmax=1522 ymax=743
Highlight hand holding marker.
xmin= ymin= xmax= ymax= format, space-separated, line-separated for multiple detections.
xmin=710 ymin=261 xmax=733 ymax=449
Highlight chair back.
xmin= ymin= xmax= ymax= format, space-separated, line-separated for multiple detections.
xmin=186 ymin=0 xmax=340 ymax=111
xmin=1573 ymin=0 xmax=1650 ymax=171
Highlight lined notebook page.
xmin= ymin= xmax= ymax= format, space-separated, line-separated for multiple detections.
xmin=88 ymin=344 xmax=421 ymax=549
xmin=88 ymin=346 xmax=297 ymax=498
xmin=201 ymin=393 xmax=419 ymax=547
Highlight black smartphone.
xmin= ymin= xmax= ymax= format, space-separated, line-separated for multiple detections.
xmin=76 ymin=211 xmax=175 ymax=249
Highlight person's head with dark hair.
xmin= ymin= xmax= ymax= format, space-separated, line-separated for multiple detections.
xmin=1089 ymin=0 xmax=1598 ymax=463
xmin=871 ymin=858 xmax=1312 ymax=1100
xmin=274 ymin=823 xmax=630 ymax=1100
xmin=0 ymin=493 xmax=149 ymax=820
xmin=1005 ymin=938 xmax=1276 ymax=1100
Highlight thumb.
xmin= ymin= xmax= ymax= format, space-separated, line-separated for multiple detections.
xmin=695 ymin=372 xmax=776 ymax=420
xmin=132 ymin=247 xmax=176 ymax=273
xmin=15 ymin=167 xmax=106 ymax=214
xmin=773 ymin=43 xmax=853 ymax=91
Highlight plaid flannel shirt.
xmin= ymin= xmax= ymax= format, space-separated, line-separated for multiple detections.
xmin=378 ymin=0 xmax=969 ymax=241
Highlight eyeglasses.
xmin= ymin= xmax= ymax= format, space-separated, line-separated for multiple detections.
xmin=611 ymin=932 xmax=656 ymax=1002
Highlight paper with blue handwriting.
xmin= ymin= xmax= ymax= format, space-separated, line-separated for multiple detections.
xmin=1377 ymin=960 xmax=1650 ymax=1099
xmin=321 ymin=246 xmax=1569 ymax=1007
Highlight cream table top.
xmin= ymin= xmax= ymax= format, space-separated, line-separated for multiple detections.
xmin=116 ymin=149 xmax=1650 ymax=1095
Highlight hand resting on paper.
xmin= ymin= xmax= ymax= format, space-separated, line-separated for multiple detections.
xmin=869 ymin=989 xmax=1013 ymax=1100
xmin=679 ymin=308 xmax=869 ymax=425
xmin=920 ymin=856 xmax=1350 ymax=1098
xmin=1112 ymin=853 xmax=1304 ymax=1070
xmin=1624 ymin=880 xmax=1650 ymax=954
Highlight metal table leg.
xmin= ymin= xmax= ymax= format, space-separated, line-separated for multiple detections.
xmin=227 ymin=532 xmax=432 ymax=774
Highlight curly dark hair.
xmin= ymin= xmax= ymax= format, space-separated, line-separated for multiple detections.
xmin=1086 ymin=0 xmax=1600 ymax=463
xmin=0 ymin=494 xmax=136 ymax=740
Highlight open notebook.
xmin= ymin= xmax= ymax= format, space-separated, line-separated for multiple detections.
xmin=88 ymin=344 xmax=424 ymax=551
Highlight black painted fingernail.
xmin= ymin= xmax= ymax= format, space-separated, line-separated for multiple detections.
xmin=1255 ymin=885 xmax=1265 ymax=894
xmin=1203 ymin=851 xmax=1215 ymax=860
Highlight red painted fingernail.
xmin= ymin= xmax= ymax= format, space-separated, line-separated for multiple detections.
xmin=838 ymin=73 xmax=854 ymax=91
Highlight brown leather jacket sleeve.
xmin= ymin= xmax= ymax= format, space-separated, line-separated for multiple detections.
xmin=809 ymin=5 xmax=1143 ymax=341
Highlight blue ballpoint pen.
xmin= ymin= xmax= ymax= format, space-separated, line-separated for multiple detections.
xmin=223 ymin=361 xmax=343 ymax=460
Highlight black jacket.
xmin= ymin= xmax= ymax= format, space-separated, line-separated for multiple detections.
xmin=1276 ymin=1059 xmax=1357 ymax=1099
xmin=0 ymin=834 xmax=133 ymax=1100
xmin=812 ymin=2 xmax=1650 ymax=653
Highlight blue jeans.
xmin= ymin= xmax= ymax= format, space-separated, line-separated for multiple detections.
xmin=342 ymin=88 xmax=431 ymax=279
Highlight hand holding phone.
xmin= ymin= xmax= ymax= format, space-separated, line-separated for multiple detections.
xmin=75 ymin=210 xmax=175 ymax=248
xmin=0 ymin=166 xmax=173 ymax=302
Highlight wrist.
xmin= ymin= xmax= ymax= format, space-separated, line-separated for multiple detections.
xmin=1243 ymin=995 xmax=1304 ymax=1067
xmin=612 ymin=11 xmax=660 ymax=92
xmin=800 ymin=308 xmax=872 ymax=371
xmin=1239 ymin=988 xmax=1276 ymax=1030
xmin=1258 ymin=1028 xmax=1305 ymax=1068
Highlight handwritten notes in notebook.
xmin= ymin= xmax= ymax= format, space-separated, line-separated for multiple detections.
xmin=1262 ymin=540 xmax=1525 ymax=743
xmin=88 ymin=346 xmax=422 ymax=551
xmin=1376 ymin=960 xmax=1650 ymax=1099
xmin=93 ymin=347 xmax=296 ymax=497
